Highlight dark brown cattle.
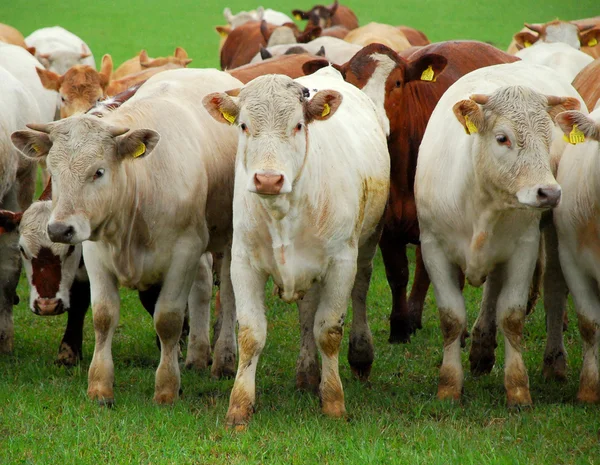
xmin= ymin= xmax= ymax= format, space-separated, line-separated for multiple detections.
xmin=335 ymin=41 xmax=520 ymax=342
xmin=220 ymin=21 xmax=278 ymax=69
xmin=398 ymin=26 xmax=430 ymax=46
xmin=292 ymin=0 xmax=359 ymax=30
xmin=572 ymin=57 xmax=600 ymax=111
xmin=228 ymin=53 xmax=329 ymax=83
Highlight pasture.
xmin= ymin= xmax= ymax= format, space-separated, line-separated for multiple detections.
xmin=1 ymin=0 xmax=599 ymax=464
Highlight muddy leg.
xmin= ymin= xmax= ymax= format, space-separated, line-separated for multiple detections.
xmin=296 ymin=284 xmax=321 ymax=393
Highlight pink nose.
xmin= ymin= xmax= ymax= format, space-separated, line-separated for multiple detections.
xmin=254 ymin=173 xmax=284 ymax=195
xmin=33 ymin=298 xmax=64 ymax=316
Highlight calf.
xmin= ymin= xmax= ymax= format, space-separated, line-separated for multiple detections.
xmin=12 ymin=68 xmax=242 ymax=405
xmin=112 ymin=47 xmax=192 ymax=80
xmin=292 ymin=0 xmax=359 ymax=30
xmin=414 ymin=61 xmax=582 ymax=406
xmin=516 ymin=41 xmax=593 ymax=82
xmin=573 ymin=58 xmax=600 ymax=111
xmin=204 ymin=68 xmax=389 ymax=427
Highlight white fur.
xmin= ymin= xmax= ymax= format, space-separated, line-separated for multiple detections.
xmin=250 ymin=37 xmax=362 ymax=65
xmin=25 ymin=26 xmax=95 ymax=73
xmin=516 ymin=42 xmax=594 ymax=82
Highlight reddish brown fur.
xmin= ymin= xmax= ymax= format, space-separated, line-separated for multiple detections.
xmin=220 ymin=21 xmax=278 ymax=70
xmin=228 ymin=53 xmax=328 ymax=83
xmin=113 ymin=47 xmax=192 ymax=80
xmin=397 ymin=26 xmax=430 ymax=46
xmin=340 ymin=41 xmax=519 ymax=342
xmin=573 ymin=58 xmax=600 ymax=112
xmin=31 ymin=248 xmax=62 ymax=299
xmin=106 ymin=63 xmax=182 ymax=95
xmin=293 ymin=2 xmax=359 ymax=30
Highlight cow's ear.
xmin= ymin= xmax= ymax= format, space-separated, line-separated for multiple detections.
xmin=546 ymin=95 xmax=580 ymax=119
xmin=514 ymin=31 xmax=539 ymax=49
xmin=26 ymin=46 xmax=36 ymax=56
xmin=0 ymin=210 xmax=23 ymax=235
xmin=80 ymin=44 xmax=91 ymax=59
xmin=36 ymin=67 xmax=62 ymax=91
xmin=139 ymin=50 xmax=150 ymax=66
xmin=297 ymin=26 xmax=321 ymax=43
xmin=329 ymin=0 xmax=339 ymax=16
xmin=406 ymin=53 xmax=447 ymax=83
xmin=453 ymin=98 xmax=485 ymax=135
xmin=580 ymin=28 xmax=600 ymax=48
xmin=292 ymin=9 xmax=309 ymax=20
xmin=555 ymin=111 xmax=600 ymax=143
xmin=305 ymin=90 xmax=342 ymax=123
xmin=116 ymin=129 xmax=160 ymax=160
xmin=99 ymin=54 xmax=112 ymax=91
xmin=302 ymin=58 xmax=332 ymax=76
xmin=215 ymin=26 xmax=231 ymax=38
xmin=11 ymin=128 xmax=53 ymax=160
xmin=202 ymin=92 xmax=240 ymax=125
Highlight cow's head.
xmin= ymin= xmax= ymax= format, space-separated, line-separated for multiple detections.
xmin=36 ymin=54 xmax=113 ymax=118
xmin=203 ymin=75 xmax=341 ymax=197
xmin=223 ymin=7 xmax=262 ymax=28
xmin=514 ymin=20 xmax=600 ymax=51
xmin=292 ymin=0 xmax=339 ymax=28
xmin=11 ymin=116 xmax=160 ymax=244
xmin=37 ymin=43 xmax=92 ymax=75
xmin=139 ymin=47 xmax=192 ymax=68
xmin=453 ymin=87 xmax=580 ymax=209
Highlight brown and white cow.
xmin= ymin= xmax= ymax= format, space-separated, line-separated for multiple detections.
xmin=318 ymin=41 xmax=519 ymax=343
xmin=415 ymin=61 xmax=583 ymax=406
xmin=220 ymin=21 xmax=278 ymax=69
xmin=573 ymin=57 xmax=600 ymax=111
xmin=112 ymin=47 xmax=192 ymax=80
xmin=11 ymin=68 xmax=242 ymax=405
xmin=344 ymin=22 xmax=412 ymax=53
xmin=292 ymin=0 xmax=359 ymax=30
xmin=204 ymin=67 xmax=389 ymax=427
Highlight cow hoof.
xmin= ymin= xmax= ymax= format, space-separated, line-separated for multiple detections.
xmin=211 ymin=351 xmax=236 ymax=379
xmin=56 ymin=343 xmax=79 ymax=367
xmin=437 ymin=385 xmax=461 ymax=402
xmin=506 ymin=387 xmax=532 ymax=408
xmin=388 ymin=321 xmax=411 ymax=344
xmin=542 ymin=351 xmax=567 ymax=381
xmin=184 ymin=356 xmax=212 ymax=372
xmin=321 ymin=400 xmax=346 ymax=418
xmin=154 ymin=390 xmax=178 ymax=405
xmin=350 ymin=363 xmax=372 ymax=382
xmin=226 ymin=404 xmax=253 ymax=430
xmin=88 ymin=386 xmax=114 ymax=404
xmin=296 ymin=367 xmax=320 ymax=394
xmin=97 ymin=398 xmax=115 ymax=408
xmin=576 ymin=386 xmax=600 ymax=404
xmin=348 ymin=338 xmax=373 ymax=382
xmin=0 ymin=331 xmax=14 ymax=354
xmin=469 ymin=340 xmax=496 ymax=375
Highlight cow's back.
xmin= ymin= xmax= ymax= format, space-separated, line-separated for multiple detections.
xmin=573 ymin=57 xmax=600 ymax=111
xmin=25 ymin=26 xmax=95 ymax=69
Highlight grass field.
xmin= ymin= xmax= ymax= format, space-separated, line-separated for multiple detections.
xmin=2 ymin=1 xmax=600 ymax=464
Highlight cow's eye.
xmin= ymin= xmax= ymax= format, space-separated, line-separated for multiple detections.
xmin=19 ymin=246 xmax=29 ymax=260
xmin=93 ymin=168 xmax=105 ymax=180
xmin=395 ymin=80 xmax=401 ymax=87
xmin=60 ymin=95 xmax=66 ymax=103
xmin=296 ymin=123 xmax=303 ymax=131
xmin=240 ymin=123 xmax=247 ymax=132
xmin=495 ymin=134 xmax=511 ymax=147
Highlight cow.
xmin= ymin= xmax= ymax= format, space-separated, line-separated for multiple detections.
xmin=573 ymin=58 xmax=600 ymax=111
xmin=317 ymin=41 xmax=519 ymax=343
xmin=344 ymin=22 xmax=412 ymax=53
xmin=223 ymin=6 xmax=293 ymax=28
xmin=414 ymin=61 xmax=583 ymax=406
xmin=0 ymin=66 xmax=41 ymax=353
xmin=86 ymin=82 xmax=146 ymax=117
xmin=203 ymin=67 xmax=389 ymax=427
xmin=220 ymin=21 xmax=279 ymax=69
xmin=228 ymin=53 xmax=330 ymax=83
xmin=250 ymin=36 xmax=361 ymax=65
xmin=36 ymin=54 xmax=113 ymax=118
xmin=553 ymin=107 xmax=600 ymax=403
xmin=516 ymin=41 xmax=594 ymax=82
xmin=11 ymin=68 xmax=242 ymax=405
xmin=25 ymin=26 xmax=95 ymax=74
xmin=292 ymin=0 xmax=359 ymax=30
xmin=112 ymin=47 xmax=192 ymax=80
xmin=0 ymin=23 xmax=31 ymax=51
xmin=508 ymin=19 xmax=600 ymax=58
xmin=398 ymin=26 xmax=430 ymax=47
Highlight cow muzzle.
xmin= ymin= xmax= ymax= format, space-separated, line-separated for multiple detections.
xmin=33 ymin=298 xmax=65 ymax=316
xmin=248 ymin=170 xmax=291 ymax=195
xmin=47 ymin=222 xmax=76 ymax=243
xmin=516 ymin=184 xmax=562 ymax=209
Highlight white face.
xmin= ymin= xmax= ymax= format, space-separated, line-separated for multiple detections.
xmin=545 ymin=23 xmax=581 ymax=49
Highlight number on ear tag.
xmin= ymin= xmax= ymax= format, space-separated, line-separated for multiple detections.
xmin=588 ymin=37 xmax=598 ymax=47
xmin=132 ymin=143 xmax=146 ymax=158
xmin=321 ymin=103 xmax=330 ymax=117
xmin=221 ymin=110 xmax=236 ymax=124
xmin=563 ymin=124 xmax=585 ymax=145
xmin=421 ymin=65 xmax=435 ymax=82
xmin=524 ymin=41 xmax=532 ymax=47
xmin=464 ymin=115 xmax=478 ymax=134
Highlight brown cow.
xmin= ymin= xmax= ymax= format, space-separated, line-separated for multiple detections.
xmin=106 ymin=63 xmax=184 ymax=95
xmin=572 ymin=57 xmax=600 ymax=111
xmin=292 ymin=0 xmax=359 ymax=30
xmin=112 ymin=47 xmax=192 ymax=79
xmin=345 ymin=22 xmax=412 ymax=52
xmin=220 ymin=21 xmax=278 ymax=69
xmin=398 ymin=26 xmax=430 ymax=46
xmin=329 ymin=41 xmax=519 ymax=343
xmin=228 ymin=53 xmax=329 ymax=83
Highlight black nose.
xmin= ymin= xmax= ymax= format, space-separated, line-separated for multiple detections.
xmin=47 ymin=222 xmax=75 ymax=243
xmin=537 ymin=186 xmax=561 ymax=208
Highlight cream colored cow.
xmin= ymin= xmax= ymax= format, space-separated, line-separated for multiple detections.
xmin=11 ymin=68 xmax=242 ymax=406
xmin=204 ymin=67 xmax=390 ymax=428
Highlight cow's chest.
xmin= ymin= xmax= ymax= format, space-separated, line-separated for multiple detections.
xmin=105 ymin=245 xmax=167 ymax=290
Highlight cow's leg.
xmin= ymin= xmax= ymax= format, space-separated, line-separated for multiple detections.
xmin=226 ymin=257 xmax=268 ymax=429
xmin=348 ymin=225 xmax=380 ymax=381
xmin=421 ymin=235 xmax=466 ymax=401
xmin=407 ymin=245 xmax=430 ymax=332
xmin=138 ymin=284 xmax=161 ymax=350
xmin=85 ymin=243 xmax=120 ymax=406
xmin=296 ymin=284 xmax=321 ymax=393
xmin=212 ymin=247 xmax=237 ymax=379
xmin=379 ymin=226 xmax=411 ymax=343
xmin=496 ymin=241 xmax=538 ymax=408
xmin=315 ymin=252 xmax=357 ymax=418
xmin=469 ymin=269 xmax=501 ymax=375
xmin=211 ymin=251 xmax=223 ymax=349
xmin=56 ymin=278 xmax=90 ymax=366
xmin=185 ymin=252 xmax=213 ymax=371
xmin=542 ymin=224 xmax=568 ymax=381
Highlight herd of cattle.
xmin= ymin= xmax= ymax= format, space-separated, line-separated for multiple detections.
xmin=0 ymin=2 xmax=600 ymax=429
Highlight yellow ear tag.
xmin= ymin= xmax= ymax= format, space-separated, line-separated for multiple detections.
xmin=219 ymin=30 xmax=228 ymax=37
xmin=294 ymin=14 xmax=302 ymax=20
xmin=132 ymin=143 xmax=146 ymax=158
xmin=464 ymin=115 xmax=478 ymax=134
xmin=32 ymin=144 xmax=41 ymax=154
xmin=321 ymin=103 xmax=331 ymax=117
xmin=588 ymin=37 xmax=598 ymax=47
xmin=420 ymin=65 xmax=435 ymax=82
xmin=524 ymin=40 xmax=532 ymax=47
xmin=221 ymin=109 xmax=235 ymax=125
xmin=563 ymin=124 xmax=585 ymax=145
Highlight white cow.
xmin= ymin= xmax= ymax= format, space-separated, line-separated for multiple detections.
xmin=516 ymin=42 xmax=594 ymax=82
xmin=223 ymin=6 xmax=293 ymax=28
xmin=553 ymin=108 xmax=600 ymax=403
xmin=11 ymin=68 xmax=242 ymax=405
xmin=0 ymin=42 xmax=58 ymax=122
xmin=415 ymin=61 xmax=584 ymax=407
xmin=250 ymin=36 xmax=361 ymax=65
xmin=25 ymin=26 xmax=95 ymax=74
xmin=0 ymin=67 xmax=40 ymax=353
xmin=203 ymin=67 xmax=390 ymax=427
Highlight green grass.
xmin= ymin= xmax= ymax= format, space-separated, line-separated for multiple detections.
xmin=2 ymin=1 xmax=600 ymax=464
